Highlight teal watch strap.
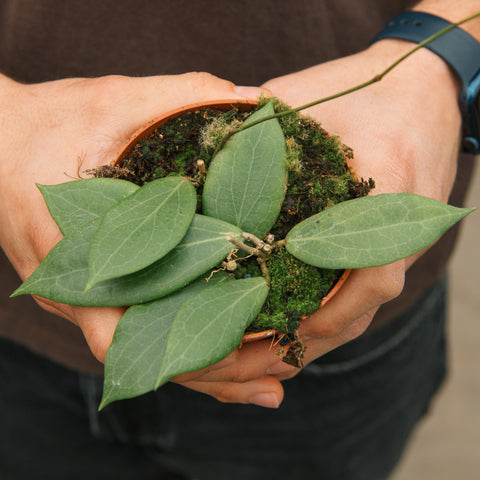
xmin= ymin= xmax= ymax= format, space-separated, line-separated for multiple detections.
xmin=372 ymin=11 xmax=480 ymax=153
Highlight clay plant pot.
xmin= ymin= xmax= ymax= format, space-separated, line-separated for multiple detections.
xmin=111 ymin=99 xmax=352 ymax=344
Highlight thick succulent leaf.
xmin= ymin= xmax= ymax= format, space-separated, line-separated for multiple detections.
xmin=202 ymin=101 xmax=287 ymax=237
xmin=286 ymin=193 xmax=475 ymax=269
xmin=100 ymin=273 xmax=230 ymax=409
xmin=37 ymin=179 xmax=139 ymax=236
xmin=86 ymin=176 xmax=196 ymax=290
xmin=154 ymin=276 xmax=269 ymax=389
xmin=13 ymin=215 xmax=242 ymax=306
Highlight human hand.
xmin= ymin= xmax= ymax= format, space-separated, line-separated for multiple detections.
xmin=153 ymin=38 xmax=464 ymax=407
xmin=176 ymin=39 xmax=464 ymax=406
xmin=0 ymin=72 xmax=285 ymax=404
xmin=258 ymin=39 xmax=462 ymax=374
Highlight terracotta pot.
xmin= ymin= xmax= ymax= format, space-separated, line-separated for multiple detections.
xmin=111 ymin=99 xmax=352 ymax=344
xmin=112 ymin=99 xmax=258 ymax=166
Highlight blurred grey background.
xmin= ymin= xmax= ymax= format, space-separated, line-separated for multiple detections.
xmin=392 ymin=163 xmax=480 ymax=479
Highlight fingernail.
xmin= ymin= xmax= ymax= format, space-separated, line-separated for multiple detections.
xmin=248 ymin=392 xmax=280 ymax=409
xmin=266 ymin=361 xmax=296 ymax=376
xmin=234 ymin=86 xmax=263 ymax=100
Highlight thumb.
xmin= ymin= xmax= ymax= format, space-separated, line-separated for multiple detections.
xmin=102 ymin=73 xmax=269 ymax=136
xmin=234 ymin=85 xmax=273 ymax=100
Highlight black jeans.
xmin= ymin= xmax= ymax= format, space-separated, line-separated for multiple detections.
xmin=0 ymin=277 xmax=448 ymax=480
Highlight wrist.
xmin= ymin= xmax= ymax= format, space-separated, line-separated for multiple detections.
xmin=412 ymin=1 xmax=480 ymax=40
xmin=371 ymin=9 xmax=480 ymax=152
xmin=366 ymin=38 xmax=460 ymax=100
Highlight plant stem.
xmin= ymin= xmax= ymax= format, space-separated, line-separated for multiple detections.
xmin=225 ymin=235 xmax=263 ymax=257
xmin=226 ymin=233 xmax=274 ymax=285
xmin=212 ymin=10 xmax=480 ymax=157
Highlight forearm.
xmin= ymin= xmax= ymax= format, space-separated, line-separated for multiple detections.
xmin=0 ymin=72 xmax=21 ymax=103
xmin=413 ymin=0 xmax=480 ymax=38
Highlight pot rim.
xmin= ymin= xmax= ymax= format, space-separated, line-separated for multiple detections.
xmin=111 ymin=99 xmax=258 ymax=166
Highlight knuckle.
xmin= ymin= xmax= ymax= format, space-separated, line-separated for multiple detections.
xmin=341 ymin=313 xmax=373 ymax=342
xmin=85 ymin=333 xmax=109 ymax=364
xmin=210 ymin=384 xmax=238 ymax=404
xmin=367 ymin=264 xmax=405 ymax=305
xmin=78 ymin=320 xmax=115 ymax=364
xmin=312 ymin=319 xmax=345 ymax=338
xmin=302 ymin=315 xmax=347 ymax=338
xmin=184 ymin=71 xmax=234 ymax=93
xmin=276 ymin=368 xmax=300 ymax=381
xmin=230 ymin=365 xmax=254 ymax=384
xmin=86 ymin=75 xmax=132 ymax=111
xmin=25 ymin=220 xmax=63 ymax=263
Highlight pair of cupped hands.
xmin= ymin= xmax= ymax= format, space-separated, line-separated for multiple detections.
xmin=0 ymin=39 xmax=461 ymax=408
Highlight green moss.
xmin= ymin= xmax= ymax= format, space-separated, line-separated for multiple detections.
xmin=247 ymin=246 xmax=338 ymax=337
xmin=254 ymin=96 xmax=374 ymax=239
xmin=233 ymin=259 xmax=262 ymax=280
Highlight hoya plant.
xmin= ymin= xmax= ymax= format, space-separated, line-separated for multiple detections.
xmin=12 ymin=15 xmax=477 ymax=409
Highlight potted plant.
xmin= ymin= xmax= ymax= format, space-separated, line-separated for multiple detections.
xmin=11 ymin=17 xmax=477 ymax=409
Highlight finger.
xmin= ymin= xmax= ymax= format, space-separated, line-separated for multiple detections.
xmin=82 ymin=73 xmax=268 ymax=140
xmin=172 ymin=350 xmax=240 ymax=383
xmin=302 ymin=309 xmax=375 ymax=366
xmin=33 ymin=296 xmax=76 ymax=323
xmin=272 ymin=309 xmax=376 ymax=383
xmin=180 ymin=375 xmax=285 ymax=408
xmin=300 ymin=261 xmax=405 ymax=339
xmin=173 ymin=338 xmax=297 ymax=384
xmin=73 ymin=306 xmax=125 ymax=363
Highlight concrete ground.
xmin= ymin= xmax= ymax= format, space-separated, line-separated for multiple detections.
xmin=391 ymin=162 xmax=480 ymax=479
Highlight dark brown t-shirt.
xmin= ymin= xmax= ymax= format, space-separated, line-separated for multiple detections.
xmin=0 ymin=0 xmax=474 ymax=373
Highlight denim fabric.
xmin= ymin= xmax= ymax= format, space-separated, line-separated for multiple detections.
xmin=0 ymin=277 xmax=447 ymax=480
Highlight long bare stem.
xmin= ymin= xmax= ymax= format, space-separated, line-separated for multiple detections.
xmin=212 ymin=11 xmax=480 ymax=157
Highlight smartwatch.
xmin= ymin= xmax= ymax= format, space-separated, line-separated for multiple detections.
xmin=372 ymin=11 xmax=480 ymax=154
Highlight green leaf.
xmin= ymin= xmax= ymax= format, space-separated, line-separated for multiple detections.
xmin=118 ymin=214 xmax=242 ymax=301
xmin=100 ymin=276 xmax=268 ymax=407
xmin=155 ymin=276 xmax=269 ymax=389
xmin=13 ymin=214 xmax=242 ymax=307
xmin=86 ymin=176 xmax=196 ymax=290
xmin=286 ymin=193 xmax=475 ymax=269
xmin=100 ymin=273 xmax=230 ymax=409
xmin=12 ymin=220 xmax=98 ymax=300
xmin=37 ymin=179 xmax=139 ymax=236
xmin=202 ymin=101 xmax=287 ymax=238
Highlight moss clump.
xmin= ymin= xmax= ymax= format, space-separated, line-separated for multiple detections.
xmin=247 ymin=246 xmax=338 ymax=339
xmin=255 ymin=96 xmax=374 ymax=238
xmin=232 ymin=258 xmax=262 ymax=280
